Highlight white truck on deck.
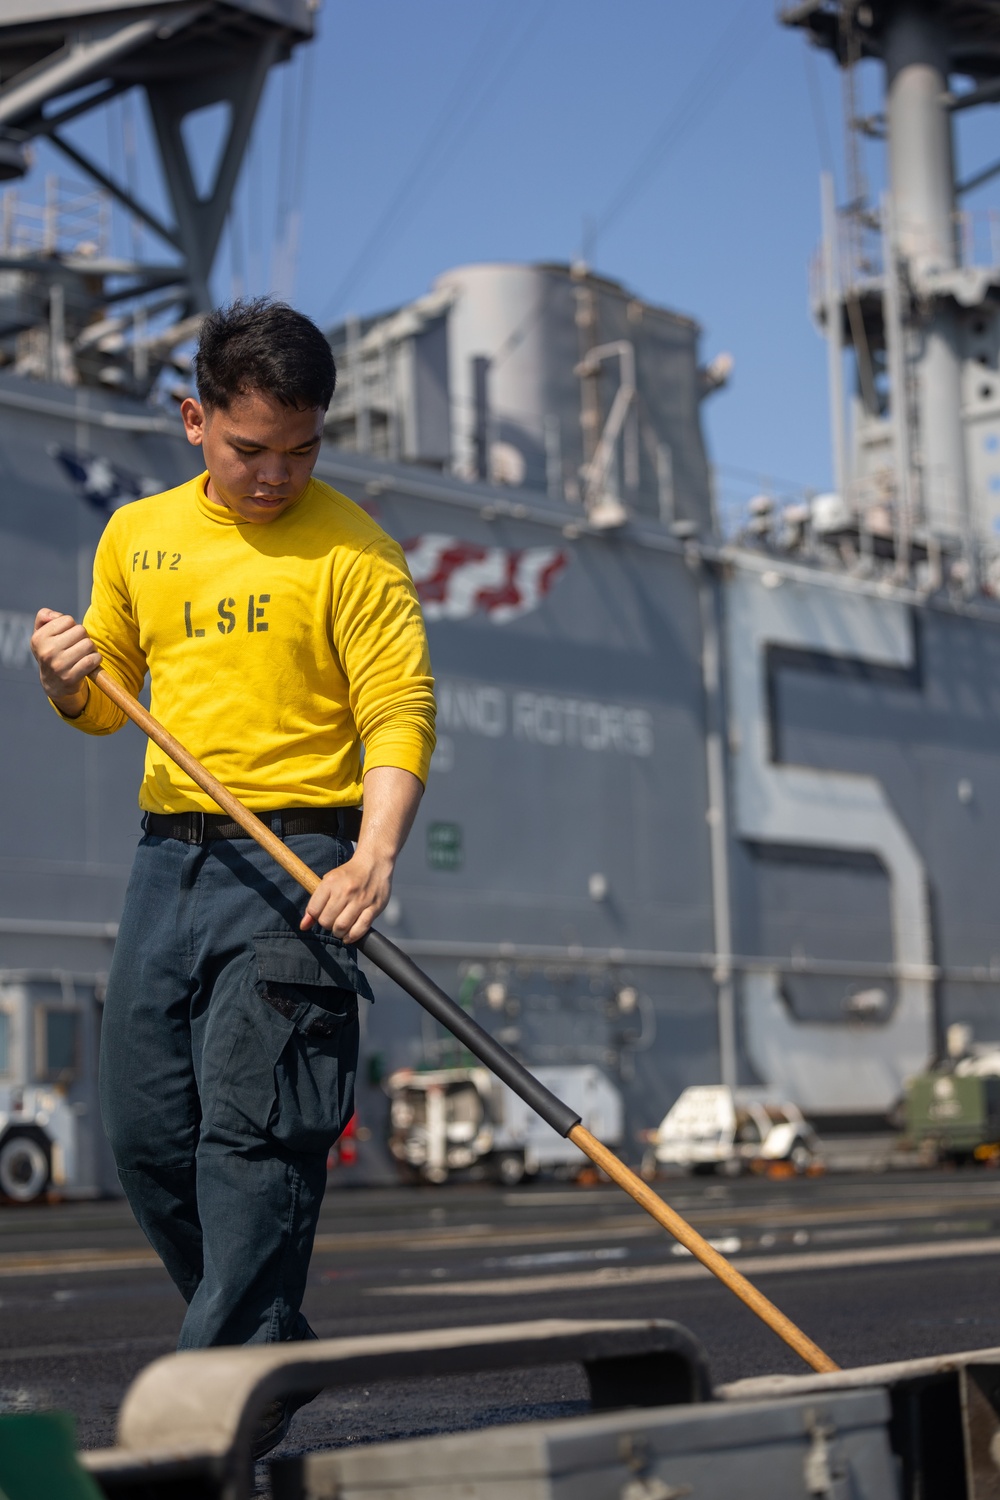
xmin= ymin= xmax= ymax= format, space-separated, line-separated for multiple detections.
xmin=644 ymin=1085 xmax=820 ymax=1178
xmin=0 ymin=975 xmax=117 ymax=1203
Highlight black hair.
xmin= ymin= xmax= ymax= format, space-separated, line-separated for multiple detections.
xmin=194 ymin=297 xmax=336 ymax=411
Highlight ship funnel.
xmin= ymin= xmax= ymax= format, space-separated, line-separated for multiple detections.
xmin=327 ymin=261 xmax=718 ymax=534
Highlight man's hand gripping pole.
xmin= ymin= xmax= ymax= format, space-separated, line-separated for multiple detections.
xmin=89 ymin=666 xmax=839 ymax=1376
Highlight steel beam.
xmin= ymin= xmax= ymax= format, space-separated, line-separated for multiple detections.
xmin=957 ymin=154 xmax=1000 ymax=197
xmin=145 ymin=35 xmax=279 ymax=312
xmin=46 ymin=130 xmax=180 ymax=250
xmin=0 ymin=12 xmax=198 ymax=129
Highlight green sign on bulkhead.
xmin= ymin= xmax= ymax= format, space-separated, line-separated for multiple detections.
xmin=427 ymin=821 xmax=462 ymax=871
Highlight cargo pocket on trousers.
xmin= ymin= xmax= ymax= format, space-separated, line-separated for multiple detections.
xmin=249 ymin=931 xmax=364 ymax=1156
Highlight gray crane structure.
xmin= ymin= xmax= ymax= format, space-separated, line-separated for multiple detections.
xmin=0 ymin=2 xmax=312 ymax=388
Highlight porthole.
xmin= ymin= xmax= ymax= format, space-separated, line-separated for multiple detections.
xmin=981 ymin=385 xmax=993 ymax=401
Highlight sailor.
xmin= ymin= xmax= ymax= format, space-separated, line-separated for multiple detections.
xmin=29 ymin=298 xmax=436 ymax=1451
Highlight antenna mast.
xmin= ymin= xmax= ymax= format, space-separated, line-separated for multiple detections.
xmin=784 ymin=0 xmax=1000 ymax=590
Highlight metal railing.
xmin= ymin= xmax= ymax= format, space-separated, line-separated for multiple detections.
xmin=809 ymin=206 xmax=1000 ymax=314
xmin=0 ymin=174 xmax=110 ymax=260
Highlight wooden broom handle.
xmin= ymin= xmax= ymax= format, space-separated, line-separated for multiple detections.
xmin=569 ymin=1126 xmax=838 ymax=1371
xmin=89 ymin=666 xmax=839 ymax=1375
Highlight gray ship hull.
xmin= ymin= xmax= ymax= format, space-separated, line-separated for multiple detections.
xmin=2 ymin=370 xmax=995 ymax=1187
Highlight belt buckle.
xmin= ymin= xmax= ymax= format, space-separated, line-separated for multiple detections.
xmin=191 ymin=811 xmax=205 ymax=843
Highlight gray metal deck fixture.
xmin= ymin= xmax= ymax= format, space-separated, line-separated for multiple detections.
xmin=78 ymin=1322 xmax=1000 ymax=1499
xmin=81 ymin=1318 xmax=711 ymax=1500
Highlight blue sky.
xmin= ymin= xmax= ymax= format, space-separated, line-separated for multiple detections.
xmin=23 ymin=1 xmax=1000 ymax=527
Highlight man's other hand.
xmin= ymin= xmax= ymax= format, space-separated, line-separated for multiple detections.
xmin=31 ymin=608 xmax=100 ymax=717
xmin=301 ymin=850 xmax=393 ymax=944
xmin=300 ymin=766 xmax=423 ymax=943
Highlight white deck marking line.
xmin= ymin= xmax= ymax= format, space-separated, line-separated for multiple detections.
xmin=368 ymin=1235 xmax=1000 ymax=1296
xmin=311 ymin=1220 xmax=657 ymax=1253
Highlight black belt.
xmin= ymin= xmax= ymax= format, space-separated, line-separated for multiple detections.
xmin=143 ymin=807 xmax=363 ymax=844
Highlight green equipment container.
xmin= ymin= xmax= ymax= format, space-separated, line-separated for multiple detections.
xmin=905 ymin=1069 xmax=1000 ymax=1160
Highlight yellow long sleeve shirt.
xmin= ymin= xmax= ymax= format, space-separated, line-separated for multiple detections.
xmin=60 ymin=472 xmax=436 ymax=814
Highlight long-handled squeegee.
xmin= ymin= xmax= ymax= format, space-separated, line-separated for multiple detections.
xmin=90 ymin=666 xmax=838 ymax=1376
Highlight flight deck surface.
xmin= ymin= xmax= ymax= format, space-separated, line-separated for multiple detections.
xmin=1 ymin=1170 xmax=998 ymax=1468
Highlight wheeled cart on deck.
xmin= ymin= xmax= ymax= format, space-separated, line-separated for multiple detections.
xmin=386 ymin=1065 xmax=624 ymax=1185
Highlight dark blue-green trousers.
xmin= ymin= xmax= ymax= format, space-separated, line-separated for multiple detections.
xmin=100 ymin=827 xmax=368 ymax=1349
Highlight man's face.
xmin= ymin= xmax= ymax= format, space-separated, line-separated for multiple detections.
xmin=180 ymin=389 xmax=324 ymax=524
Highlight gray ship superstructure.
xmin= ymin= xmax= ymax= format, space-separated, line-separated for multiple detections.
xmin=0 ymin=0 xmax=999 ymax=1194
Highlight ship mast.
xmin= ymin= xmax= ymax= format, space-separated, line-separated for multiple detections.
xmin=784 ymin=0 xmax=1000 ymax=591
